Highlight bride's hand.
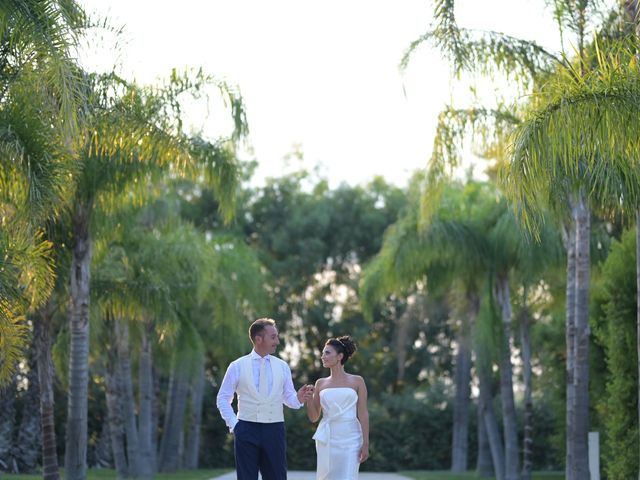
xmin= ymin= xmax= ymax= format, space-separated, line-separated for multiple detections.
xmin=359 ymin=444 xmax=369 ymax=463
xmin=297 ymin=384 xmax=314 ymax=404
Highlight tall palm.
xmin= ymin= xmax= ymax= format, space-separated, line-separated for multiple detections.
xmin=0 ymin=7 xmax=84 ymax=476
xmin=92 ymin=197 xmax=268 ymax=476
xmin=361 ymin=180 xmax=492 ymax=475
xmin=362 ymin=178 xmax=563 ymax=478
xmin=157 ymin=230 xmax=270 ymax=472
xmin=64 ymin=71 xmax=247 ymax=480
xmin=403 ymin=2 xmax=618 ymax=476
xmin=0 ymin=66 xmax=79 ymax=386
xmin=503 ymin=37 xmax=640 ymax=479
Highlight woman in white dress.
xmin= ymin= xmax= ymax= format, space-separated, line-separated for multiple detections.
xmin=306 ymin=336 xmax=370 ymax=480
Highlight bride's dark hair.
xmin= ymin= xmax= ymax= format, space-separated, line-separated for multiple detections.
xmin=326 ymin=335 xmax=357 ymax=364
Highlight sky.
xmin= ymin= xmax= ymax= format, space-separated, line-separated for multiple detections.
xmin=78 ymin=0 xmax=563 ymax=188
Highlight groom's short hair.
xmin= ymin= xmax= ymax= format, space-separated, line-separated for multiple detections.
xmin=249 ymin=318 xmax=276 ymax=341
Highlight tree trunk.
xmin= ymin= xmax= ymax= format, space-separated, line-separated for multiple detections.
xmin=572 ymin=190 xmax=591 ymax=479
xmin=520 ymin=302 xmax=533 ymax=480
xmin=451 ymin=291 xmax=478 ymax=472
xmin=65 ymin=205 xmax=92 ymax=480
xmin=0 ymin=377 xmax=17 ymax=471
xmin=35 ymin=300 xmax=61 ymax=480
xmin=12 ymin=356 xmax=41 ymax=472
xmin=185 ymin=355 xmax=205 ymax=470
xmin=138 ymin=321 xmax=155 ymax=479
xmin=563 ymin=208 xmax=577 ymax=480
xmin=158 ymin=360 xmax=189 ymax=472
xmin=115 ymin=318 xmax=141 ymax=477
xmin=478 ymin=362 xmax=505 ymax=480
xmin=105 ymin=332 xmax=128 ymax=479
xmin=94 ymin=421 xmax=112 ymax=469
xmin=152 ymin=365 xmax=160 ymax=471
xmin=493 ymin=273 xmax=520 ymax=480
xmin=476 ymin=394 xmax=494 ymax=477
xmin=394 ymin=300 xmax=413 ymax=390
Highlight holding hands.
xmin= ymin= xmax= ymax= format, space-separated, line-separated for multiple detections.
xmin=297 ymin=384 xmax=314 ymax=404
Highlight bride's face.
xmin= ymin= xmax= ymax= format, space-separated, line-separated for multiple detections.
xmin=321 ymin=345 xmax=343 ymax=368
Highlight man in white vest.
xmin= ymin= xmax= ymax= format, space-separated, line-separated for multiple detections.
xmin=216 ymin=318 xmax=314 ymax=480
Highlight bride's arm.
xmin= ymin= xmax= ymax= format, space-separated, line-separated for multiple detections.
xmin=356 ymin=376 xmax=370 ymax=463
xmin=306 ymin=379 xmax=322 ymax=423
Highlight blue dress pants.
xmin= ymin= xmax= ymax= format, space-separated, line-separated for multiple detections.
xmin=234 ymin=420 xmax=287 ymax=480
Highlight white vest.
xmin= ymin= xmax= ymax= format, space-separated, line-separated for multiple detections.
xmin=237 ymin=355 xmax=285 ymax=423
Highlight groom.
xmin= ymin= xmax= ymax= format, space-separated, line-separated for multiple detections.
xmin=216 ymin=318 xmax=314 ymax=480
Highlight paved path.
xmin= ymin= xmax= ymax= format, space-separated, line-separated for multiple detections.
xmin=211 ymin=471 xmax=410 ymax=479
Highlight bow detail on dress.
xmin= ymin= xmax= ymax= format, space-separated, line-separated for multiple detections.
xmin=312 ymin=419 xmax=331 ymax=444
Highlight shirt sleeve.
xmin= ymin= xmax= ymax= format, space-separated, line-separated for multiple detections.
xmin=216 ymin=361 xmax=240 ymax=432
xmin=282 ymin=362 xmax=303 ymax=409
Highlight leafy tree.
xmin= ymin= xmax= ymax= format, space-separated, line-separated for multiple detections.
xmin=0 ymin=0 xmax=85 ymax=383
xmin=592 ymin=229 xmax=638 ymax=479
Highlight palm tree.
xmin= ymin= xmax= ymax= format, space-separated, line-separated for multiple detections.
xmin=403 ymin=2 xmax=621 ymax=477
xmin=0 ymin=4 xmax=85 ymax=476
xmin=63 ymin=70 xmax=247 ymax=480
xmin=503 ymin=36 xmax=640 ymax=479
xmin=91 ymin=195 xmax=268 ymax=477
xmin=362 ymin=177 xmax=563 ymax=479
xmin=157 ymin=230 xmax=270 ymax=472
xmin=361 ymin=179 xmax=494 ymax=475
xmin=0 ymin=0 xmax=85 ymax=384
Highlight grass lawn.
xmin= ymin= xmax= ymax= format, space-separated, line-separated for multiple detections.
xmin=2 ymin=469 xmax=231 ymax=480
xmin=400 ymin=472 xmax=564 ymax=480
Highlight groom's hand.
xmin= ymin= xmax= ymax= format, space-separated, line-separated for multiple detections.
xmin=297 ymin=384 xmax=314 ymax=403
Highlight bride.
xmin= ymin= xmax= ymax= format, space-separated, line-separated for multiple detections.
xmin=306 ymin=336 xmax=370 ymax=480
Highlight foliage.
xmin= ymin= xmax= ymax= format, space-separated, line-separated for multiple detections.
xmin=591 ymin=228 xmax=639 ymax=479
xmin=401 ymin=0 xmax=560 ymax=86
xmin=360 ymin=180 xmax=490 ymax=317
xmin=503 ymin=39 xmax=640 ymax=232
xmin=0 ymin=0 xmax=84 ymax=384
xmin=0 ymin=227 xmax=54 ymax=383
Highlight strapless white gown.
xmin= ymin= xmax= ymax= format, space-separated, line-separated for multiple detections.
xmin=312 ymin=387 xmax=363 ymax=480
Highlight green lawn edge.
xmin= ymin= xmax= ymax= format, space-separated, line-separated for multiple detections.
xmin=400 ymin=472 xmax=564 ymax=480
xmin=1 ymin=469 xmax=231 ymax=480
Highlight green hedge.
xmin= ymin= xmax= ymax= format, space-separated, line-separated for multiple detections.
xmin=201 ymin=385 xmax=561 ymax=472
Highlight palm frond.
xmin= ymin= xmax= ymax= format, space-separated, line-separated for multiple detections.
xmin=0 ymin=0 xmax=86 ymax=138
xmin=422 ymin=106 xmax=520 ymax=223
xmin=503 ymin=40 xmax=640 ymax=231
xmin=78 ymin=71 xmax=243 ymax=222
xmin=0 ymin=221 xmax=55 ymax=384
xmin=402 ymin=0 xmax=560 ymax=86
xmin=0 ymin=67 xmax=76 ymax=223
xmin=360 ymin=182 xmax=490 ymax=318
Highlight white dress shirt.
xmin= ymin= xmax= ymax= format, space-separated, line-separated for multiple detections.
xmin=216 ymin=350 xmax=303 ymax=432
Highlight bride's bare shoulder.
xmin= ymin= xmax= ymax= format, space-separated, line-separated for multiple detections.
xmin=347 ymin=373 xmax=364 ymax=385
xmin=315 ymin=376 xmax=330 ymax=389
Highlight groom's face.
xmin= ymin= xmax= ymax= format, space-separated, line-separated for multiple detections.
xmin=257 ymin=325 xmax=280 ymax=354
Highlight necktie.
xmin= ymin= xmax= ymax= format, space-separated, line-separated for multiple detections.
xmin=259 ymin=357 xmax=268 ymax=396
